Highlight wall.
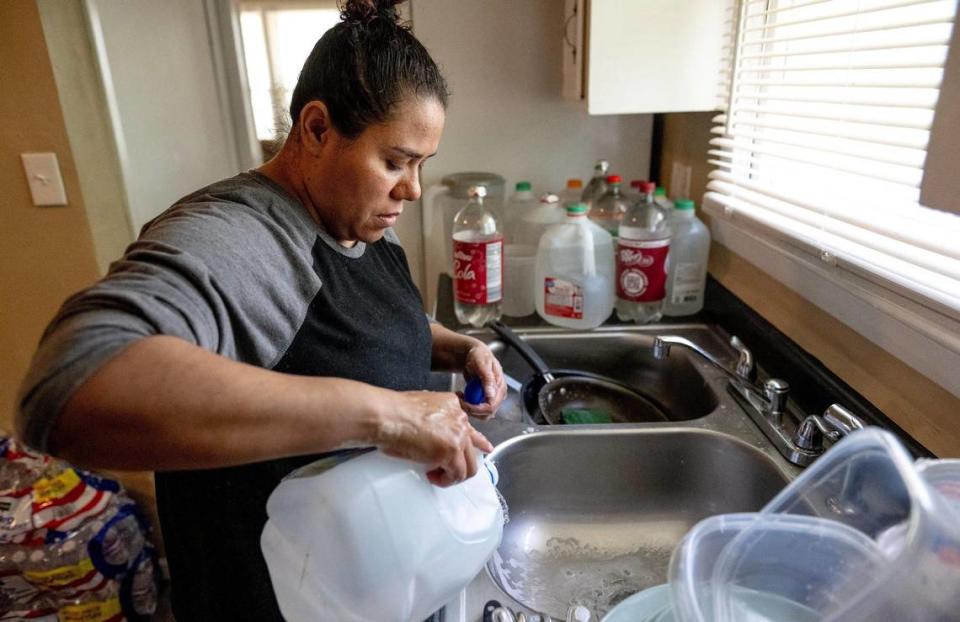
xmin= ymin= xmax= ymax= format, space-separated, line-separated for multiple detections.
xmin=36 ymin=0 xmax=134 ymax=274
xmin=657 ymin=112 xmax=960 ymax=458
xmin=85 ymin=0 xmax=241 ymax=232
xmin=1 ymin=0 xmax=162 ymax=548
xmin=0 ymin=1 xmax=100 ymax=434
xmin=406 ymin=0 xmax=654 ymax=303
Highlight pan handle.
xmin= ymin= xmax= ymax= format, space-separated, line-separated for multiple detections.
xmin=486 ymin=320 xmax=554 ymax=382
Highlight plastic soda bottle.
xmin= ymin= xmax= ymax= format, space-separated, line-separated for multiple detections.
xmin=453 ymin=186 xmax=503 ymax=327
xmin=590 ymin=174 xmax=630 ymax=236
xmin=615 ymin=182 xmax=671 ymax=324
xmin=580 ymin=160 xmax=610 ymax=209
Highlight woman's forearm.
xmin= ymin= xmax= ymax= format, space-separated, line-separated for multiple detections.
xmin=52 ymin=335 xmax=388 ymax=471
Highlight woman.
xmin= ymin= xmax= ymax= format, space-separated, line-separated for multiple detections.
xmin=16 ymin=1 xmax=505 ymax=618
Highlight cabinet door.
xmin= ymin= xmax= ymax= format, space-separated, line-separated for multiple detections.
xmin=586 ymin=0 xmax=729 ymax=115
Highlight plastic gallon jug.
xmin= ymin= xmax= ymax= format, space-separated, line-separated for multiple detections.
xmin=261 ymin=449 xmax=504 ymax=622
xmin=535 ymin=203 xmax=615 ymax=329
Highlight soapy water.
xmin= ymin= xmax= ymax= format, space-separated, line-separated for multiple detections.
xmin=488 ymin=534 xmax=673 ymax=619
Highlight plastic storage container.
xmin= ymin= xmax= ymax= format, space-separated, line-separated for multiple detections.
xmin=668 ymin=428 xmax=960 ymax=622
xmin=535 ymin=203 xmax=615 ymax=329
xmin=261 ymin=449 xmax=504 ymax=622
xmin=663 ymin=199 xmax=710 ymax=317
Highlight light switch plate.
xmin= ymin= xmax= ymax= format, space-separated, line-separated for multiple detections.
xmin=21 ymin=152 xmax=67 ymax=206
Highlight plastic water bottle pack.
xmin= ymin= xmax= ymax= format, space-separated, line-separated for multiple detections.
xmin=0 ymin=437 xmax=158 ymax=621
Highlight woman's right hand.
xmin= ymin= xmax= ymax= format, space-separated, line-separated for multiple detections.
xmin=372 ymin=390 xmax=493 ymax=487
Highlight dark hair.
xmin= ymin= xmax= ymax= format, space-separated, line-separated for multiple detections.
xmin=288 ymin=0 xmax=449 ymax=139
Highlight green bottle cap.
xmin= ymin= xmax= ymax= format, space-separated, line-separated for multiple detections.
xmin=516 ymin=181 xmax=532 ymax=191
xmin=675 ymin=199 xmax=695 ymax=211
xmin=565 ymin=202 xmax=588 ymax=214
xmin=654 ymin=187 xmax=666 ymax=197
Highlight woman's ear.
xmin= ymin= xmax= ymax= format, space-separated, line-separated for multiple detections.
xmin=297 ymin=101 xmax=332 ymax=156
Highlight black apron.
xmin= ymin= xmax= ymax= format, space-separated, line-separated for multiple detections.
xmin=155 ymin=235 xmax=432 ymax=621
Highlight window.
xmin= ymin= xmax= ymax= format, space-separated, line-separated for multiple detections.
xmin=238 ymin=1 xmax=341 ymax=142
xmin=707 ymin=0 xmax=960 ymax=315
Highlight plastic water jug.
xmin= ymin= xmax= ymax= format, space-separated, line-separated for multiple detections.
xmin=261 ymin=449 xmax=504 ymax=622
xmin=535 ymin=203 xmax=615 ymax=329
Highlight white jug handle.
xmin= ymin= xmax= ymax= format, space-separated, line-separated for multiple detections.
xmin=581 ymin=222 xmax=596 ymax=277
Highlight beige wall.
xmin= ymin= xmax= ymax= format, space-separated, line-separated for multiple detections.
xmin=657 ymin=112 xmax=960 ymax=458
xmin=0 ymin=1 xmax=100 ymax=433
xmin=0 ymin=1 xmax=161 ymax=544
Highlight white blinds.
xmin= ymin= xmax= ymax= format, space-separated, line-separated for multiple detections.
xmin=707 ymin=0 xmax=960 ymax=313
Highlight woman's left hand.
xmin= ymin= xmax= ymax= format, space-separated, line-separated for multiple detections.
xmin=461 ymin=343 xmax=506 ymax=419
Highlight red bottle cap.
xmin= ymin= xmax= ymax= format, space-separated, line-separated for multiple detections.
xmin=606 ymin=175 xmax=622 ymax=184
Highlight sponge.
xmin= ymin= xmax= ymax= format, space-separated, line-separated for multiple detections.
xmin=561 ymin=408 xmax=613 ymax=424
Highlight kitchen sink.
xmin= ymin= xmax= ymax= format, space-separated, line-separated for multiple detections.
xmin=486 ymin=428 xmax=791 ymax=620
xmin=484 ymin=325 xmax=730 ymax=423
xmin=440 ymin=323 xmax=801 ymax=621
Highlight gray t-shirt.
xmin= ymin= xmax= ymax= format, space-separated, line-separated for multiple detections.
xmin=15 ymin=171 xmax=416 ymax=451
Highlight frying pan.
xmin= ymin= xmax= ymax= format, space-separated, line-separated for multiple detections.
xmin=487 ymin=321 xmax=669 ymax=425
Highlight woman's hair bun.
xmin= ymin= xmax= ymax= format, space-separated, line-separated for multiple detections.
xmin=340 ymin=0 xmax=406 ymax=25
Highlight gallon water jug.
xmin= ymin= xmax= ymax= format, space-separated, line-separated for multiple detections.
xmin=535 ymin=203 xmax=615 ymax=329
xmin=261 ymin=449 xmax=504 ymax=622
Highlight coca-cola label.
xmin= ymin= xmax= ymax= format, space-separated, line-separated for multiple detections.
xmin=616 ymin=238 xmax=670 ymax=302
xmin=544 ymin=277 xmax=583 ymax=319
xmin=453 ymin=238 xmax=503 ymax=304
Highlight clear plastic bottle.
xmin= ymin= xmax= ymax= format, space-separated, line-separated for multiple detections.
xmin=580 ymin=159 xmax=610 ymax=209
xmin=628 ymin=179 xmax=646 ymax=203
xmin=590 ymin=175 xmax=630 ymax=236
xmin=535 ymin=203 xmax=615 ymax=329
xmin=503 ymin=181 xmax=537 ymax=245
xmin=654 ymin=186 xmax=674 ymax=211
xmin=453 ymin=186 xmax=503 ymax=327
xmin=616 ymin=182 xmax=672 ymax=324
xmin=663 ymin=199 xmax=710 ymax=316
xmin=561 ymin=178 xmax=584 ymax=207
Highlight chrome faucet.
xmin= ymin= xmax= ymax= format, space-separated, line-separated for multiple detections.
xmin=653 ymin=335 xmax=866 ymax=467
xmin=653 ymin=335 xmax=788 ymax=422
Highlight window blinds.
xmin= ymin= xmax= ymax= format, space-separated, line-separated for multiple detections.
xmin=707 ymin=0 xmax=960 ymax=314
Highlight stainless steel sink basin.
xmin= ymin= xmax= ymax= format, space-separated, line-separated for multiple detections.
xmin=440 ymin=324 xmax=801 ymax=621
xmin=486 ymin=327 xmax=723 ymax=422
xmin=486 ymin=428 xmax=791 ymax=619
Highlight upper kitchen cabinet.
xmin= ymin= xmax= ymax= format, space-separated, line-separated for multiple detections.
xmin=563 ymin=0 xmax=731 ymax=114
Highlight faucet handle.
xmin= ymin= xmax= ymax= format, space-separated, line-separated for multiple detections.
xmin=729 ymin=336 xmax=755 ymax=381
xmin=763 ymin=378 xmax=790 ymax=418
xmin=823 ymin=404 xmax=866 ymax=435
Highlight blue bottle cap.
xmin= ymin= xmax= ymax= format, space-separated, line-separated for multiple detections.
xmin=464 ymin=377 xmax=486 ymax=405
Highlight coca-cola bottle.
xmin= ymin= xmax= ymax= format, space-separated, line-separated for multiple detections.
xmin=452 ymin=186 xmax=503 ymax=327
xmin=615 ymin=182 xmax=672 ymax=324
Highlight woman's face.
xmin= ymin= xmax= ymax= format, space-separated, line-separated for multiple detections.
xmin=303 ymin=97 xmax=445 ymax=246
